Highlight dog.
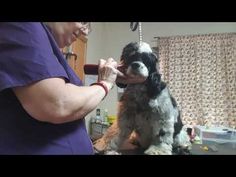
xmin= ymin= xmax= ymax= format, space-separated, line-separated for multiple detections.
xmin=93 ymin=42 xmax=191 ymax=155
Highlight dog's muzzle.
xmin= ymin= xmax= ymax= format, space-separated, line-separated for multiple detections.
xmin=131 ymin=62 xmax=141 ymax=70
xmin=127 ymin=61 xmax=149 ymax=78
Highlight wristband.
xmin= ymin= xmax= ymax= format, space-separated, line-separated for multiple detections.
xmin=90 ymin=82 xmax=109 ymax=99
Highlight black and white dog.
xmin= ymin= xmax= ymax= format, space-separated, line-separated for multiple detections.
xmin=94 ymin=42 xmax=191 ymax=155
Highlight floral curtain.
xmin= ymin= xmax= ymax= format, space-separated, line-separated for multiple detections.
xmin=158 ymin=33 xmax=236 ymax=128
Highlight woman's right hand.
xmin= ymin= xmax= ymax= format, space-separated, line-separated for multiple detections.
xmin=97 ymin=58 xmax=119 ymax=91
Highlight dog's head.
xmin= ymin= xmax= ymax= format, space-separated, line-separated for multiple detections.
xmin=117 ymin=42 xmax=163 ymax=95
xmin=121 ymin=42 xmax=158 ymax=79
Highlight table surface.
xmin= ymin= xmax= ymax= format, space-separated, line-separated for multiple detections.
xmin=190 ymin=143 xmax=236 ymax=155
xmin=116 ymin=143 xmax=236 ymax=155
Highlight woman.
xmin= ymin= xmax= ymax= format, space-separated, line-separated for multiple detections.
xmin=0 ymin=22 xmax=145 ymax=154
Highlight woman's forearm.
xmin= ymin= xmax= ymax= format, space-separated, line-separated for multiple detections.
xmin=13 ymin=78 xmax=111 ymax=124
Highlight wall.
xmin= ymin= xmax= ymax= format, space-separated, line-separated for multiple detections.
xmin=104 ymin=22 xmax=236 ymax=55
xmin=86 ymin=22 xmax=105 ymax=64
xmin=85 ymin=22 xmax=236 ymax=131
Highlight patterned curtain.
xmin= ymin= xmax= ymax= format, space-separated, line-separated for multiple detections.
xmin=158 ymin=33 xmax=236 ymax=128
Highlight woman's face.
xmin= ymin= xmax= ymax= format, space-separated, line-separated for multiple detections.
xmin=48 ymin=22 xmax=90 ymax=48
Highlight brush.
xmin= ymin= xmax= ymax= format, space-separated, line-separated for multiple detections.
xmin=84 ymin=64 xmax=125 ymax=75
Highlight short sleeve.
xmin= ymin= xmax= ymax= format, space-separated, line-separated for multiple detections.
xmin=0 ymin=22 xmax=69 ymax=91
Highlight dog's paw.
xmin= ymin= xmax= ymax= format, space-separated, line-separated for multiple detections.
xmin=144 ymin=145 xmax=172 ymax=155
xmin=104 ymin=150 xmax=121 ymax=155
xmin=172 ymin=146 xmax=191 ymax=155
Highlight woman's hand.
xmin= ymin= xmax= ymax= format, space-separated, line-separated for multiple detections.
xmin=116 ymin=73 xmax=147 ymax=85
xmin=98 ymin=58 xmax=147 ymax=89
xmin=98 ymin=58 xmax=119 ymax=90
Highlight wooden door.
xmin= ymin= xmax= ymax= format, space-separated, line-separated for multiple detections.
xmin=62 ymin=35 xmax=87 ymax=82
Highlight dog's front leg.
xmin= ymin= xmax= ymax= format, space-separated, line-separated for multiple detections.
xmin=105 ymin=118 xmax=133 ymax=154
xmin=107 ymin=129 xmax=132 ymax=150
xmin=145 ymin=120 xmax=174 ymax=155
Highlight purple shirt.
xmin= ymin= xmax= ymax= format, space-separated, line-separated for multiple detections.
xmin=0 ymin=22 xmax=94 ymax=155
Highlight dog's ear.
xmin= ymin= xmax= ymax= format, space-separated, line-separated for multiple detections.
xmin=120 ymin=42 xmax=139 ymax=62
xmin=146 ymin=72 xmax=166 ymax=98
xmin=117 ymin=42 xmax=139 ymax=89
xmin=149 ymin=53 xmax=159 ymax=73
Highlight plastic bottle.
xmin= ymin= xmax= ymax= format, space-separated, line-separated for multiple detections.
xmin=96 ymin=108 xmax=101 ymax=123
xmin=103 ymin=109 xmax=109 ymax=125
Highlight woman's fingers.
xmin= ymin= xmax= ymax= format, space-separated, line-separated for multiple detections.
xmin=99 ymin=59 xmax=106 ymax=68
xmin=116 ymin=69 xmax=125 ymax=77
xmin=106 ymin=58 xmax=118 ymax=68
xmin=116 ymin=74 xmax=147 ymax=84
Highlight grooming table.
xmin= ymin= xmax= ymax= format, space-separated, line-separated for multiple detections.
xmin=190 ymin=143 xmax=236 ymax=155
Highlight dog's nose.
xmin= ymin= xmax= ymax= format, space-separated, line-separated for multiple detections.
xmin=131 ymin=63 xmax=140 ymax=70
